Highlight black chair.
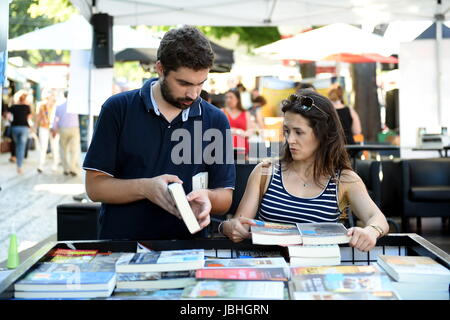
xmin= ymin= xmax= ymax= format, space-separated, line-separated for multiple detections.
xmin=400 ymin=158 xmax=450 ymax=232
xmin=354 ymin=159 xmax=382 ymax=207
xmin=57 ymin=202 xmax=101 ymax=241
xmin=351 ymin=159 xmax=401 ymax=232
xmin=227 ymin=163 xmax=258 ymax=216
xmin=379 ymin=159 xmax=402 ymax=218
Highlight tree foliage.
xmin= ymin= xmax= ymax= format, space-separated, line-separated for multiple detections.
xmin=149 ymin=26 xmax=280 ymax=49
xmin=201 ymin=26 xmax=281 ymax=48
xmin=9 ymin=0 xmax=75 ymax=65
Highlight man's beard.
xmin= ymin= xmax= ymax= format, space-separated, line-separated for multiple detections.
xmin=160 ymin=78 xmax=196 ymax=110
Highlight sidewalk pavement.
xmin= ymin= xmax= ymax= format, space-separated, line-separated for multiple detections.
xmin=0 ymin=147 xmax=86 ymax=265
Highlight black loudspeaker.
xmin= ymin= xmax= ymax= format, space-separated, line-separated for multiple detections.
xmin=91 ymin=13 xmax=114 ymax=68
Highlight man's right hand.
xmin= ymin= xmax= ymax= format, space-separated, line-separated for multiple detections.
xmin=140 ymin=174 xmax=183 ymax=218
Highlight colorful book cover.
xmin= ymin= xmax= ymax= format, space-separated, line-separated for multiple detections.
xmin=204 ymin=257 xmax=288 ymax=268
xmin=291 ymin=273 xmax=394 ymax=293
xmin=182 ymin=280 xmax=285 ymax=299
xmin=27 ymin=262 xmax=111 ymax=274
xmin=251 ymin=220 xmax=300 ymax=235
xmin=49 ymin=249 xmax=98 ymax=264
xmin=117 ymin=270 xmax=195 ymax=282
xmin=89 ymin=252 xmax=125 ymax=272
xmin=377 ymin=255 xmax=450 ymax=285
xmin=17 ymin=270 xmax=115 ymax=286
xmin=108 ymin=289 xmax=184 ymax=300
xmin=115 ymin=249 xmax=205 ymax=272
xmin=377 ymin=255 xmax=450 ymax=279
xmin=291 ymin=265 xmax=379 ymax=276
xmin=196 ymin=267 xmax=289 ymax=281
xmin=292 ymin=290 xmax=400 ymax=300
xmin=156 ymin=249 xmax=204 ymax=264
xmin=250 ymin=220 xmax=302 ymax=245
xmin=236 ymin=249 xmax=283 ymax=258
xmin=116 ymin=270 xmax=196 ymax=290
xmin=14 ymin=263 xmax=116 ymax=294
xmin=296 ymin=223 xmax=350 ymax=245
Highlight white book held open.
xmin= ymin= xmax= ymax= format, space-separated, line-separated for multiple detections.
xmin=167 ymin=183 xmax=201 ymax=234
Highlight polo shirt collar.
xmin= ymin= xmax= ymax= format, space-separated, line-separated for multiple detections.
xmin=139 ymin=78 xmax=202 ymax=122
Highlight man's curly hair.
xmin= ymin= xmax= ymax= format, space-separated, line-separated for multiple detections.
xmin=157 ymin=25 xmax=214 ymax=74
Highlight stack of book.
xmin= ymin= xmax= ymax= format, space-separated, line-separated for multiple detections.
xmin=287 ymin=244 xmax=341 ymax=267
xmin=377 ymin=255 xmax=450 ymax=300
xmin=196 ymin=257 xmax=290 ymax=281
xmin=250 ymin=221 xmax=349 ymax=267
xmin=180 ymin=257 xmax=289 ymax=299
xmin=14 ymin=250 xmax=122 ymax=299
xmin=114 ymin=249 xmax=204 ymax=291
xmin=288 ymin=265 xmax=401 ymax=300
xmin=250 ymin=221 xmax=351 ymax=246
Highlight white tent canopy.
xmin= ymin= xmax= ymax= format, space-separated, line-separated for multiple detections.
xmin=70 ymin=0 xmax=449 ymax=27
xmin=254 ymin=23 xmax=398 ymax=61
xmin=8 ymin=15 xmax=161 ymax=51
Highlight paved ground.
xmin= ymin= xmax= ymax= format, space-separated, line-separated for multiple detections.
xmin=0 ymin=147 xmax=86 ymax=265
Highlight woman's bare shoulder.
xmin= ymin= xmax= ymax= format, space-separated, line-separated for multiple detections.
xmin=338 ymin=169 xmax=362 ymax=184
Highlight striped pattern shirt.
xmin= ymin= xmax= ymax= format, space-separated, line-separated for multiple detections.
xmin=258 ymin=163 xmax=341 ymax=224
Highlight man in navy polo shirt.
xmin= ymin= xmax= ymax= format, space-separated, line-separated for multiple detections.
xmin=83 ymin=26 xmax=235 ymax=240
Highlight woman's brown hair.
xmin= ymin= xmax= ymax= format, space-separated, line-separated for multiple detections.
xmin=279 ymin=89 xmax=352 ymax=185
xmin=226 ymin=89 xmax=245 ymax=112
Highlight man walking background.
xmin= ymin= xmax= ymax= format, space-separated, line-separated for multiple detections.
xmin=52 ymin=92 xmax=80 ymax=177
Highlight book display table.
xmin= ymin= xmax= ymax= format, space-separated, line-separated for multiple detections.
xmin=0 ymin=233 xmax=448 ymax=300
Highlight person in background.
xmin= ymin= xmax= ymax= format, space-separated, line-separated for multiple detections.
xmin=236 ymin=83 xmax=252 ymax=110
xmin=8 ymin=89 xmax=32 ymax=174
xmin=250 ymin=88 xmax=260 ymax=102
xmin=2 ymin=101 xmax=15 ymax=163
xmin=220 ymin=90 xmax=389 ymax=252
xmin=295 ymin=82 xmax=316 ymax=93
xmin=248 ymin=95 xmax=266 ymax=131
xmin=327 ymin=84 xmax=361 ymax=145
xmin=200 ymin=89 xmax=212 ymax=104
xmin=52 ymin=92 xmax=80 ymax=177
xmin=222 ymin=89 xmax=255 ymax=158
xmin=35 ymin=89 xmax=59 ymax=173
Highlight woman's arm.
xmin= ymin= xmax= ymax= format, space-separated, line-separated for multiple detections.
xmin=222 ymin=162 xmax=271 ymax=242
xmin=256 ymin=108 xmax=265 ymax=130
xmin=204 ymin=188 xmax=233 ymax=215
xmin=339 ymin=170 xmax=389 ymax=252
xmin=35 ymin=104 xmax=44 ymax=128
xmin=350 ymin=108 xmax=362 ymax=135
xmin=246 ymin=111 xmax=256 ymax=130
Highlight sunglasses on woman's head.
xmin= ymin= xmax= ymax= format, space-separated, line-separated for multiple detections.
xmin=288 ymin=94 xmax=328 ymax=117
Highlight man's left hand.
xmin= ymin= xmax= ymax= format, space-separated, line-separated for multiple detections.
xmin=186 ymin=189 xmax=212 ymax=229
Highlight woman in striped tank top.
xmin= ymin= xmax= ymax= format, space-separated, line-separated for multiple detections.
xmin=221 ymin=90 xmax=389 ymax=252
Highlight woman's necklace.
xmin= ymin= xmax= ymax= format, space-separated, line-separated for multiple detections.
xmin=290 ymin=168 xmax=312 ymax=188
